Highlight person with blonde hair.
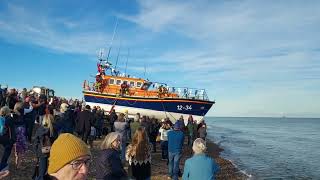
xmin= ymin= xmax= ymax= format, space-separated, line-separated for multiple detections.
xmin=126 ymin=127 xmax=152 ymax=180
xmin=182 ymin=138 xmax=219 ymax=180
xmin=96 ymin=132 xmax=127 ymax=180
xmin=43 ymin=107 xmax=55 ymax=142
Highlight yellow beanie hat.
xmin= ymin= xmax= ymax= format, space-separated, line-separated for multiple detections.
xmin=48 ymin=133 xmax=91 ymax=174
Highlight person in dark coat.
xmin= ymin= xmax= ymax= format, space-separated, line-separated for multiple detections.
xmin=5 ymin=89 xmax=17 ymax=110
xmin=94 ymin=110 xmax=104 ymax=139
xmin=75 ymin=105 xmax=94 ymax=144
xmin=56 ymin=103 xmax=75 ymax=134
xmin=149 ymin=118 xmax=159 ymax=153
xmin=96 ymin=132 xmax=127 ymax=180
xmin=109 ymin=109 xmax=117 ymax=132
xmin=23 ymin=97 xmax=35 ymax=143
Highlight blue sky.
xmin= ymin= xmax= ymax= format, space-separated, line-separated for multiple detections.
xmin=0 ymin=0 xmax=319 ymax=117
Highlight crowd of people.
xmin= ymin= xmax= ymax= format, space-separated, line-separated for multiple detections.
xmin=0 ymin=86 xmax=219 ymax=180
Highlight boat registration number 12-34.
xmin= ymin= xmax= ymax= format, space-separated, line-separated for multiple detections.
xmin=177 ymin=105 xmax=192 ymax=111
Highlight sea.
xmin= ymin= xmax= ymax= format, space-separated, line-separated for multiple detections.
xmin=206 ymin=117 xmax=320 ymax=180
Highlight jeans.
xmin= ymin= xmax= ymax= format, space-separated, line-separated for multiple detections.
xmin=121 ymin=141 xmax=126 ymax=161
xmin=34 ymin=156 xmax=48 ymax=180
xmin=168 ymin=152 xmax=181 ymax=180
xmin=25 ymin=116 xmax=35 ymax=142
xmin=151 ymin=141 xmax=156 ymax=152
xmin=160 ymin=141 xmax=168 ymax=159
xmin=0 ymin=138 xmax=13 ymax=170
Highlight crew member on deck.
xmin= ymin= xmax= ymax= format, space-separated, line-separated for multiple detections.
xmin=158 ymin=85 xmax=163 ymax=98
xmin=120 ymin=82 xmax=129 ymax=96
xmin=95 ymin=73 xmax=103 ymax=92
xmin=158 ymin=85 xmax=168 ymax=98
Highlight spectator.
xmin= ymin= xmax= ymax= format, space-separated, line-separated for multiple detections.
xmin=114 ymin=113 xmax=128 ymax=162
xmin=149 ymin=118 xmax=159 ymax=153
xmin=12 ymin=102 xmax=29 ymax=169
xmin=187 ymin=115 xmax=194 ymax=146
xmin=33 ymin=125 xmax=51 ymax=180
xmin=96 ymin=132 xmax=127 ymax=180
xmin=0 ymin=106 xmax=15 ymax=178
xmin=126 ymin=127 xmax=152 ymax=180
xmin=182 ymin=138 xmax=219 ymax=180
xmin=130 ymin=114 xmax=140 ymax=139
xmin=167 ymin=122 xmax=184 ymax=180
xmin=109 ymin=109 xmax=117 ymax=132
xmin=75 ymin=105 xmax=94 ymax=144
xmin=56 ymin=103 xmax=74 ymax=134
xmin=46 ymin=133 xmax=91 ymax=180
xmin=43 ymin=106 xmax=56 ymax=143
xmin=6 ymin=89 xmax=17 ymax=110
xmin=159 ymin=122 xmax=170 ymax=161
xmin=24 ymin=96 xmax=35 ymax=143
xmin=198 ymin=124 xmax=207 ymax=141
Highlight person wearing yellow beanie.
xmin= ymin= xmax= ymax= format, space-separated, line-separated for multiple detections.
xmin=46 ymin=133 xmax=91 ymax=180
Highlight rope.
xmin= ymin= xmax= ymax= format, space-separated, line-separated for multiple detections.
xmin=108 ymin=97 xmax=118 ymax=114
xmin=160 ymin=99 xmax=177 ymax=122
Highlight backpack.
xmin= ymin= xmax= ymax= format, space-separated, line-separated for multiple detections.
xmin=0 ymin=116 xmax=6 ymax=136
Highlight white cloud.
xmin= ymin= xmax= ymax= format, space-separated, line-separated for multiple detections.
xmin=1 ymin=1 xmax=319 ymax=117
xmin=0 ymin=3 xmax=112 ymax=55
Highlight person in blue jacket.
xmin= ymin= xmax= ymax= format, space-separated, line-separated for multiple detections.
xmin=182 ymin=138 xmax=219 ymax=180
xmin=167 ymin=122 xmax=184 ymax=180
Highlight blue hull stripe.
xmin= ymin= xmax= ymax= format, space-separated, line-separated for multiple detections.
xmin=84 ymin=93 xmax=214 ymax=116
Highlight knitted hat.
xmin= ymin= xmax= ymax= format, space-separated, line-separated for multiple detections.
xmin=174 ymin=122 xmax=181 ymax=130
xmin=48 ymin=133 xmax=91 ymax=174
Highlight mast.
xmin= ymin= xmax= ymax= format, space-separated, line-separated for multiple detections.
xmin=106 ymin=17 xmax=119 ymax=62
xmin=124 ymin=48 xmax=130 ymax=76
xmin=144 ymin=63 xmax=147 ymax=79
xmin=115 ymin=41 xmax=122 ymax=70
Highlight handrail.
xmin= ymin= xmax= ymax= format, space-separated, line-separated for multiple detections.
xmin=167 ymin=87 xmax=210 ymax=101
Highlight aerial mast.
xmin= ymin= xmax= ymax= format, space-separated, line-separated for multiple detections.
xmin=124 ymin=48 xmax=130 ymax=76
xmin=106 ymin=17 xmax=119 ymax=62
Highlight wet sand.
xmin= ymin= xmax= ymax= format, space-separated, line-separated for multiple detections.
xmin=0 ymin=137 xmax=248 ymax=180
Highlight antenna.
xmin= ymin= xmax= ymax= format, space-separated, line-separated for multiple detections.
xmin=144 ymin=63 xmax=147 ymax=78
xmin=107 ymin=17 xmax=119 ymax=62
xmin=124 ymin=48 xmax=130 ymax=76
xmin=98 ymin=48 xmax=105 ymax=60
xmin=115 ymin=41 xmax=122 ymax=70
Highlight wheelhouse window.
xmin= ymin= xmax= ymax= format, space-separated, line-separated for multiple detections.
xmin=109 ymin=78 xmax=115 ymax=85
xmin=136 ymin=82 xmax=142 ymax=88
xmin=116 ymin=79 xmax=122 ymax=85
xmin=123 ymin=80 xmax=128 ymax=85
xmin=130 ymin=81 xmax=135 ymax=87
xmin=141 ymin=82 xmax=152 ymax=90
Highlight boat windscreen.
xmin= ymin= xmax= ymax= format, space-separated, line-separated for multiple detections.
xmin=141 ymin=82 xmax=152 ymax=90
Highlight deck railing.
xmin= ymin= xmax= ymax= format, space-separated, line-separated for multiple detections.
xmin=84 ymin=83 xmax=211 ymax=101
xmin=167 ymin=87 xmax=210 ymax=101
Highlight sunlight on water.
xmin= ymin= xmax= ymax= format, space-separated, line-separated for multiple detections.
xmin=206 ymin=117 xmax=320 ymax=179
